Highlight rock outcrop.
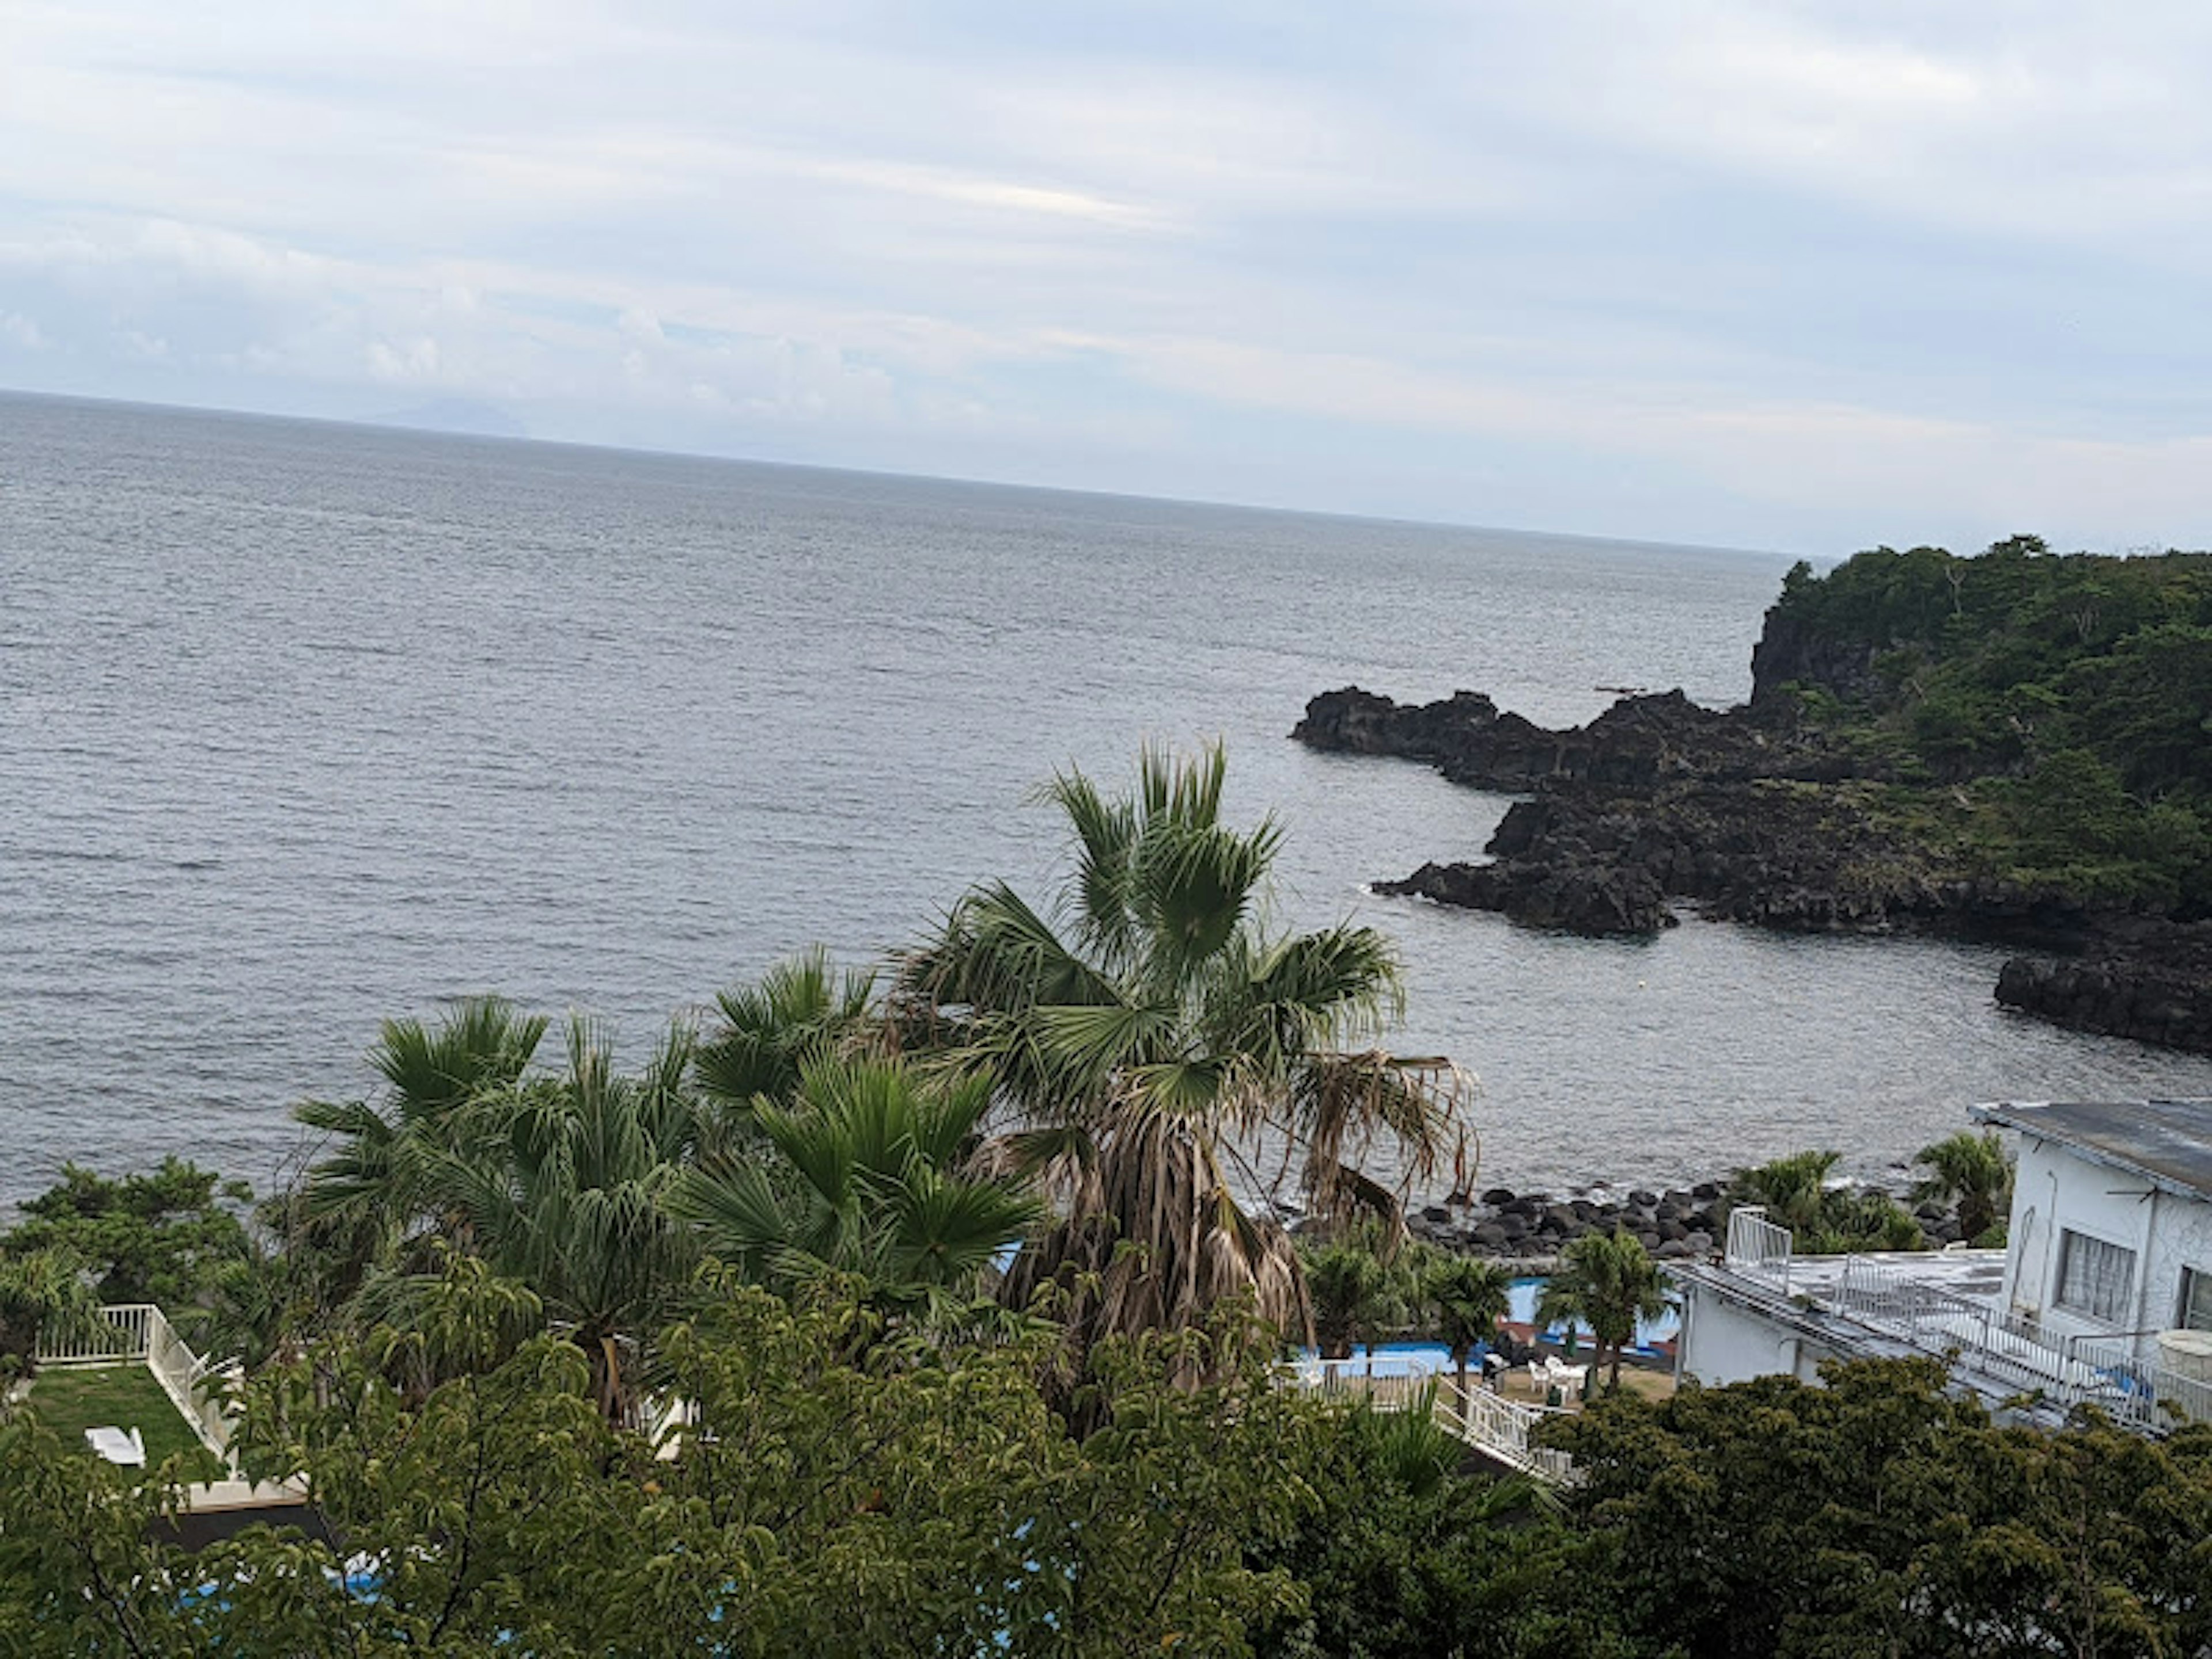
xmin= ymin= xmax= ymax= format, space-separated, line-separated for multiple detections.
xmin=1295 ymin=683 xmax=2212 ymax=1050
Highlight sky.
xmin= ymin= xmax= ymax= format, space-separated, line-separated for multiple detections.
xmin=3 ymin=2 xmax=2211 ymax=555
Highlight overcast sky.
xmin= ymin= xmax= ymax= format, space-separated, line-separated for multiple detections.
xmin=4 ymin=2 xmax=2211 ymax=554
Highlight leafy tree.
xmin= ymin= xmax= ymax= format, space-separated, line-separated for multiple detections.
xmin=1534 ymin=1231 xmax=1668 ymax=1392
xmin=1250 ymin=1399 xmax=1585 ymax=1659
xmin=1733 ymin=1149 xmax=1924 ymax=1254
xmin=897 ymin=743 xmax=1470 ymax=1366
xmin=1548 ymin=1357 xmax=2212 ymax=1658
xmin=0 ymin=1256 xmax=1332 ymax=1657
xmin=3 ymin=1158 xmax=251 ymax=1320
xmin=371 ymin=1020 xmax=705 ymax=1421
xmin=668 ymin=1054 xmax=1041 ymax=1330
xmin=1730 ymin=1149 xmax=1839 ymax=1237
xmin=1913 ymin=1128 xmax=2013 ymax=1244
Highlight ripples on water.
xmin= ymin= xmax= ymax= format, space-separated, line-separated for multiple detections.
xmin=6 ymin=391 xmax=2211 ymax=1208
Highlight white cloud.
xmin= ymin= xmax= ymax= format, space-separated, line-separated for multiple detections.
xmin=3 ymin=2 xmax=2212 ymax=548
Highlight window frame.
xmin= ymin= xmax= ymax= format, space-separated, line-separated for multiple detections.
xmin=2052 ymin=1226 xmax=2137 ymax=1325
xmin=2180 ymin=1266 xmax=2212 ymax=1333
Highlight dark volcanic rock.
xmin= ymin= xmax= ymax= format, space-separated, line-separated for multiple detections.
xmin=1376 ymin=858 xmax=1674 ymax=937
xmin=1298 ymin=679 xmax=2212 ymax=1051
xmin=1996 ymin=940 xmax=2212 ymax=1054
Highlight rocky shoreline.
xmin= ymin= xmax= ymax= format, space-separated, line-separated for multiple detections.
xmin=1293 ymin=683 xmax=2212 ymax=1055
xmin=1393 ymin=1177 xmax=1982 ymax=1265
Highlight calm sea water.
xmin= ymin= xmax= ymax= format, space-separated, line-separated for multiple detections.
xmin=6 ymin=391 xmax=2211 ymax=1210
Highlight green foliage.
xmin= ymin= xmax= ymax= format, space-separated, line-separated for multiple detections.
xmin=1914 ymin=1130 xmax=2013 ymax=1243
xmin=1732 ymin=1150 xmax=1924 ymax=1255
xmin=1251 ymin=1402 xmax=1593 ymax=1659
xmin=668 ymin=1055 xmax=1042 ymax=1329
xmin=0 ymin=1247 xmax=107 ymax=1378
xmin=1301 ymin=1238 xmax=1391 ymax=1360
xmin=1548 ymin=1358 xmax=2212 ymax=1658
xmin=1767 ymin=540 xmax=2212 ymax=908
xmin=1420 ymin=1253 xmax=1513 ymax=1383
xmin=695 ymin=945 xmax=881 ymax=1118
xmin=3 ymin=1158 xmax=251 ymax=1325
xmin=898 ymin=742 xmax=1471 ymax=1362
xmin=1 ymin=1255 xmax=1330 ymax=1657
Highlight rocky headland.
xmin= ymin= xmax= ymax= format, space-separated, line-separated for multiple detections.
xmin=1294 ymin=542 xmax=2212 ymax=1055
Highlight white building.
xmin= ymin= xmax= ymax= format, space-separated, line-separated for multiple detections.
xmin=1672 ymin=1098 xmax=2212 ymax=1432
xmin=1977 ymin=1099 xmax=2212 ymax=1359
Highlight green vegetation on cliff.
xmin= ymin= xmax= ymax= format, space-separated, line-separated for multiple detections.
xmin=1765 ymin=537 xmax=2212 ymax=911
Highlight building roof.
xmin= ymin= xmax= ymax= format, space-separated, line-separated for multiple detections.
xmin=1971 ymin=1099 xmax=2212 ymax=1201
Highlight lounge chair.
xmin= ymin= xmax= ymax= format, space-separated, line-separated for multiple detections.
xmin=84 ymin=1425 xmax=146 ymax=1467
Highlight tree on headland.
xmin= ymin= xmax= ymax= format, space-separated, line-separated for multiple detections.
xmin=895 ymin=742 xmax=1471 ymax=1366
xmin=1535 ymin=1230 xmax=1668 ymax=1392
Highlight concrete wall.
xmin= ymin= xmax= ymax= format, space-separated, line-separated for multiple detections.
xmin=1676 ymin=1283 xmax=1836 ymax=1389
xmin=2001 ymin=1134 xmax=2212 ymax=1358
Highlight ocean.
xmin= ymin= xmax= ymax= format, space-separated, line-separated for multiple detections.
xmin=6 ymin=390 xmax=2210 ymax=1209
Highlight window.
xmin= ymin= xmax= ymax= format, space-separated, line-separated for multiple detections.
xmin=2181 ymin=1267 xmax=2212 ymax=1333
xmin=2055 ymin=1229 xmax=2135 ymax=1324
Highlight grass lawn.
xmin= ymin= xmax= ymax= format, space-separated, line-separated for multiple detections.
xmin=26 ymin=1363 xmax=226 ymax=1480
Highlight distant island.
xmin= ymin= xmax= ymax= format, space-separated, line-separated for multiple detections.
xmin=365 ymin=396 xmax=530 ymax=441
xmin=1297 ymin=535 xmax=2212 ymax=1054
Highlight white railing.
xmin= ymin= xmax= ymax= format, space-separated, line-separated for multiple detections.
xmin=39 ymin=1303 xmax=233 ymax=1458
xmin=1433 ymin=1374 xmax=1578 ymax=1483
xmin=2067 ymin=1335 xmax=2212 ymax=1433
xmin=37 ymin=1302 xmax=150 ymax=1366
xmin=1723 ymin=1207 xmax=1794 ymax=1287
xmin=1287 ymin=1356 xmax=1575 ymax=1483
xmin=1290 ymin=1356 xmax=1442 ymax=1415
xmin=1736 ymin=1250 xmax=2205 ymax=1435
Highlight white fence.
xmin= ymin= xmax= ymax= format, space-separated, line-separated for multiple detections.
xmin=1287 ymin=1356 xmax=1576 ymax=1483
xmin=39 ymin=1303 xmax=233 ymax=1458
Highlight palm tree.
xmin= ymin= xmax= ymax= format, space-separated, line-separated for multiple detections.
xmin=0 ymin=1249 xmax=107 ymax=1381
xmin=895 ymin=743 xmax=1471 ymax=1363
xmin=1303 ymin=1241 xmax=1389 ymax=1361
xmin=1422 ymin=1255 xmax=1513 ymax=1402
xmin=695 ymin=949 xmax=881 ymax=1122
xmin=1914 ymin=1130 xmax=2013 ymax=1243
xmin=668 ymin=1055 xmax=1041 ymax=1328
xmin=1535 ymin=1231 xmax=1669 ymax=1392
xmin=400 ymin=1020 xmax=705 ymax=1422
xmin=1730 ymin=1149 xmax=1840 ymax=1241
xmin=290 ymin=998 xmax=549 ymax=1290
